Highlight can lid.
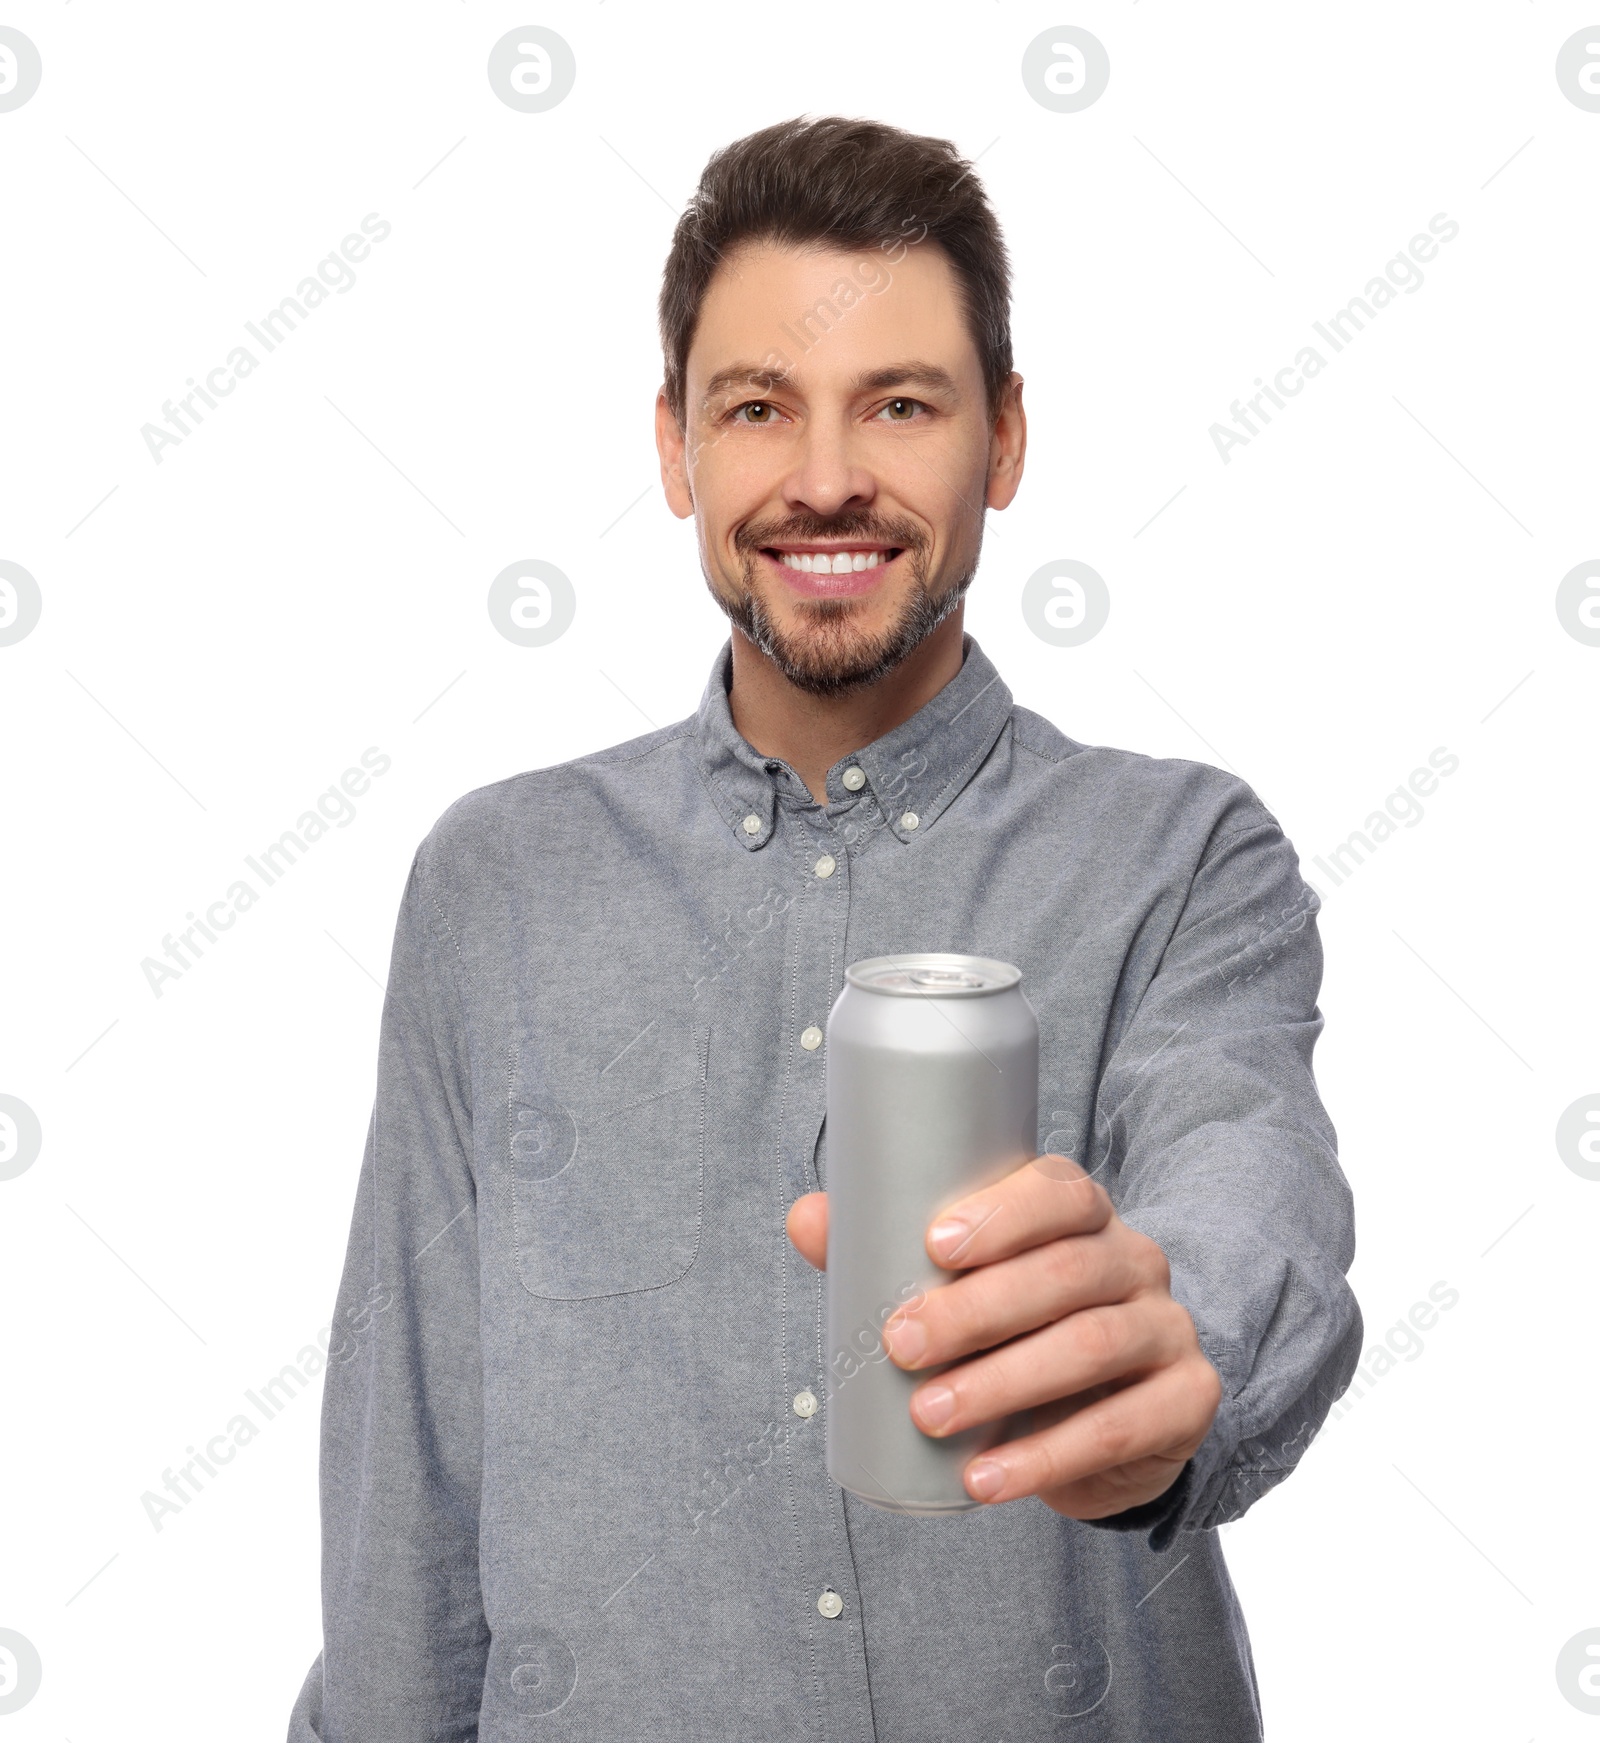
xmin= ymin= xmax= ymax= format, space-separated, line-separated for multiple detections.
xmin=845 ymin=952 xmax=1022 ymax=997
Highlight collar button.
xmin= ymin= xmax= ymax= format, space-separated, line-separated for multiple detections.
xmin=841 ymin=766 xmax=866 ymax=792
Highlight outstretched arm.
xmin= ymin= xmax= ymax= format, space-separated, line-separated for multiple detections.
xmin=787 ymin=795 xmax=1362 ymax=1548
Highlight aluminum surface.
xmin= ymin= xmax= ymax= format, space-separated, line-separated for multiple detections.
xmin=824 ymin=952 xmax=1039 ymax=1515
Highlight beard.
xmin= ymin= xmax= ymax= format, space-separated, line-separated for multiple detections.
xmin=711 ymin=514 xmax=978 ymax=698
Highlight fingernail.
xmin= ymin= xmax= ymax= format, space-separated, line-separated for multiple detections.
xmin=914 ymin=1382 xmax=955 ymax=1430
xmin=966 ymin=1458 xmax=1005 ymax=1500
xmin=928 ymin=1217 xmax=970 ymax=1262
xmin=883 ymin=1314 xmax=926 ymax=1363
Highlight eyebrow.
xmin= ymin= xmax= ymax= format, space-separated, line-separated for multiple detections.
xmin=849 ymin=363 xmax=960 ymax=398
xmin=700 ymin=363 xmax=794 ymax=406
xmin=698 ymin=360 xmax=961 ymax=410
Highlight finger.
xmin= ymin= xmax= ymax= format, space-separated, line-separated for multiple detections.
xmin=926 ymin=1153 xmax=1112 ymax=1270
xmin=958 ymin=1357 xmax=1222 ymax=1506
xmin=1036 ymin=1453 xmax=1190 ymax=1522
xmin=785 ymin=1191 xmax=828 ymax=1270
xmin=905 ymin=1296 xmax=1197 ymax=1435
xmin=884 ymin=1229 xmax=1155 ymax=1370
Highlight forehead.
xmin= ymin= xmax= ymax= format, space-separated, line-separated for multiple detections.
xmin=686 ymin=238 xmax=979 ymax=392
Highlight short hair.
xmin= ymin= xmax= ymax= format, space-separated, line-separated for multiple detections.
xmin=659 ymin=115 xmax=1012 ymax=427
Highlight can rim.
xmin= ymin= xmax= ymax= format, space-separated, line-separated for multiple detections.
xmin=844 ymin=952 xmax=1022 ymax=997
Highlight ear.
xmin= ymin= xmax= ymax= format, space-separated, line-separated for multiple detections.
xmin=985 ymin=372 xmax=1027 ymax=511
xmin=655 ymin=388 xmax=695 ymax=520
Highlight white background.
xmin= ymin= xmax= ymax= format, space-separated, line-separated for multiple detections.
xmin=2 ymin=3 xmax=1596 ymax=1736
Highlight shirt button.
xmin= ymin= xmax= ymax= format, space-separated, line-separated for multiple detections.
xmin=901 ymin=811 xmax=920 ymax=831
xmin=793 ymin=1389 xmax=819 ymax=1417
xmin=841 ymin=766 xmax=866 ymax=791
xmin=800 ymin=1025 xmax=823 ymax=1051
xmin=814 ymin=854 xmax=836 ymax=879
xmin=741 ymin=814 xmax=761 ymax=835
xmin=817 ymin=1589 xmax=844 ymax=1619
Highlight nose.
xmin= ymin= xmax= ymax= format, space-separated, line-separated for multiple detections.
xmin=781 ymin=412 xmax=877 ymax=521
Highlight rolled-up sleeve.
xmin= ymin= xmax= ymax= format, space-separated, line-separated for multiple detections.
xmin=1084 ymin=790 xmax=1362 ymax=1551
xmin=288 ymin=829 xmax=488 ymax=1739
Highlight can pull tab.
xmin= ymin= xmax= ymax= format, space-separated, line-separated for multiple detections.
xmin=908 ymin=968 xmax=985 ymax=989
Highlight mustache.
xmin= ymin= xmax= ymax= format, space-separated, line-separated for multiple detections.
xmin=734 ymin=513 xmax=926 ymax=554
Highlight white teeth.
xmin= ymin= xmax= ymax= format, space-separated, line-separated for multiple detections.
xmin=778 ymin=550 xmax=887 ymax=574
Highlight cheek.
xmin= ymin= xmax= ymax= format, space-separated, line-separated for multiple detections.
xmin=884 ymin=430 xmax=989 ymax=515
xmin=697 ymin=436 xmax=777 ymax=507
xmin=697 ymin=520 xmax=732 ymax=576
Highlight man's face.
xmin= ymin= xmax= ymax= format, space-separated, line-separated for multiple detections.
xmin=657 ymin=238 xmax=1024 ymax=696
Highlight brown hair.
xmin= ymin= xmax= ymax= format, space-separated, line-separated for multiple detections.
xmin=658 ymin=115 xmax=1012 ymax=428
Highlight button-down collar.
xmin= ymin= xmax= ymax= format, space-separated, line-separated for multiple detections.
xmin=693 ymin=633 xmax=1014 ymax=850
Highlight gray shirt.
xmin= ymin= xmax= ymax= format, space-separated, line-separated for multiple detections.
xmin=288 ymin=632 xmax=1361 ymax=1742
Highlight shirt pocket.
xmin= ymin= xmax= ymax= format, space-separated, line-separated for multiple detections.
xmin=505 ymin=1017 xmax=708 ymax=1300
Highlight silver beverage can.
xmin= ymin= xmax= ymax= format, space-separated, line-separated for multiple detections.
xmin=823 ymin=952 xmax=1039 ymax=1515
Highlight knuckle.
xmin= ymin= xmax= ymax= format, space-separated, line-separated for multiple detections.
xmin=1160 ymin=1295 xmax=1197 ymax=1350
xmin=930 ymin=1301 xmax=970 ymax=1359
xmin=1074 ymin=1306 xmax=1123 ymax=1372
xmin=1040 ymin=1235 xmax=1087 ymax=1296
xmin=1070 ymin=1175 xmax=1110 ymax=1225
xmin=931 ymin=1278 xmax=988 ymax=1357
xmin=1125 ymin=1229 xmax=1169 ymax=1291
xmin=1191 ymin=1355 xmax=1224 ymax=1417
xmin=1033 ymin=1154 xmax=1099 ymax=1221
xmin=1085 ymin=1403 xmax=1138 ymax=1469
xmin=954 ymin=1370 xmax=1004 ymax=1431
xmin=1168 ymin=1360 xmax=1221 ymax=1442
xmin=1032 ymin=1150 xmax=1083 ymax=1184
xmin=1141 ymin=1234 xmax=1172 ymax=1288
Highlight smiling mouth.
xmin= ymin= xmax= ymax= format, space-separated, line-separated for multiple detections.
xmin=761 ymin=546 xmax=905 ymax=576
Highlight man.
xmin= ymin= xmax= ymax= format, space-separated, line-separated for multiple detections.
xmin=290 ymin=115 xmax=1360 ymax=1741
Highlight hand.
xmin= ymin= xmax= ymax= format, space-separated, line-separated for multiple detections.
xmin=784 ymin=1154 xmax=1222 ymax=1518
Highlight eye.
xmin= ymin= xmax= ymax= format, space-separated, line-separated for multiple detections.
xmin=876 ymin=397 xmax=928 ymax=422
xmin=731 ymin=400 xmax=781 ymax=424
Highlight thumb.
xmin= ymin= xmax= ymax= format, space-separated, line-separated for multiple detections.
xmin=786 ymin=1190 xmax=829 ymax=1270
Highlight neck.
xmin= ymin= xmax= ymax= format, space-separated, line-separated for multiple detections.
xmin=727 ymin=609 xmax=966 ymax=803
